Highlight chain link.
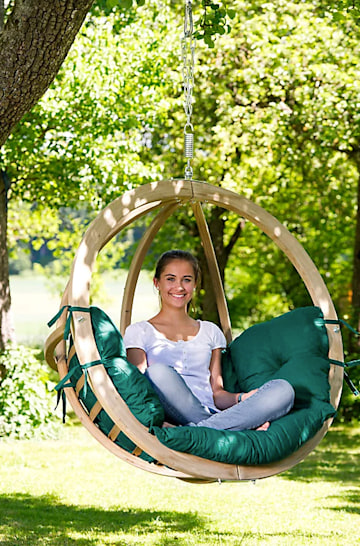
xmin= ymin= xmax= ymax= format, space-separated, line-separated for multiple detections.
xmin=181 ymin=0 xmax=195 ymax=180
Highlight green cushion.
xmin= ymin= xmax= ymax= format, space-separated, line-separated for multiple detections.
xmin=151 ymin=307 xmax=336 ymax=465
xmin=68 ymin=307 xmax=164 ymax=462
xmin=222 ymin=306 xmax=331 ymax=407
xmin=151 ymin=400 xmax=333 ymax=465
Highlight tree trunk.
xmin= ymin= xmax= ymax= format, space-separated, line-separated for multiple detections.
xmin=0 ymin=0 xmax=94 ymax=148
xmin=0 ymin=0 xmax=94 ymax=349
xmin=0 ymin=172 xmax=14 ymax=351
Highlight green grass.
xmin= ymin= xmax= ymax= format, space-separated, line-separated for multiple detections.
xmin=0 ymin=424 xmax=359 ymax=545
xmin=10 ymin=271 xmax=158 ymax=345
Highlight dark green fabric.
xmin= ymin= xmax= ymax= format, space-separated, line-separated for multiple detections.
xmin=152 ymin=307 xmax=336 ymax=465
xmin=222 ymin=306 xmax=331 ymax=407
xmin=68 ymin=306 xmax=164 ymax=462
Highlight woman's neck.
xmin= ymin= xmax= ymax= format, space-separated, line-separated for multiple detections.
xmin=149 ymin=306 xmax=199 ymax=341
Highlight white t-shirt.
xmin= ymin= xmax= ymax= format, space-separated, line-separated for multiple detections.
xmin=123 ymin=320 xmax=227 ymax=411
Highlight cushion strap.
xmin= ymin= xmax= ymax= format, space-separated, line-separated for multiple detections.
xmin=329 ymin=359 xmax=345 ymax=367
xmin=47 ymin=305 xmax=92 ymax=339
xmin=54 ymin=359 xmax=102 ymax=421
xmin=54 ymin=367 xmax=78 ymax=393
xmin=323 ymin=318 xmax=360 ymax=337
xmin=343 ymin=371 xmax=359 ymax=396
xmin=329 ymin=359 xmax=360 ymax=396
xmin=321 ymin=318 xmax=360 ymax=396
xmin=54 ymin=367 xmax=78 ymax=423
xmin=80 ymin=360 xmax=102 ymax=398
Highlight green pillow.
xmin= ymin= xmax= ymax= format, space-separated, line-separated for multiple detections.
xmin=68 ymin=307 xmax=164 ymax=462
xmin=222 ymin=306 xmax=332 ymax=407
xmin=152 ymin=307 xmax=336 ymax=465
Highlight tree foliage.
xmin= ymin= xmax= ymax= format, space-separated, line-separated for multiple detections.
xmin=0 ymin=345 xmax=59 ymax=439
xmin=4 ymin=0 xmax=360 ymax=328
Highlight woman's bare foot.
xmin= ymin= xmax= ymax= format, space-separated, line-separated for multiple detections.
xmin=162 ymin=421 xmax=176 ymax=428
xmin=256 ymin=421 xmax=270 ymax=431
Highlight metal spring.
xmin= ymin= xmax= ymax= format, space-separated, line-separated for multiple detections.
xmin=184 ymin=131 xmax=194 ymax=158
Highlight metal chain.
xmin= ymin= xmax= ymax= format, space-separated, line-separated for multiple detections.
xmin=181 ymin=0 xmax=195 ymax=180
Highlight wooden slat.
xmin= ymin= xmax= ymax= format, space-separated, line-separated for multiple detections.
xmin=44 ymin=284 xmax=71 ymax=371
xmin=67 ymin=345 xmax=76 ymax=362
xmin=89 ymin=401 xmax=102 ymax=422
xmin=120 ymin=202 xmax=179 ymax=334
xmin=109 ymin=424 xmax=121 ymax=441
xmin=75 ymin=375 xmax=85 ymax=395
xmin=191 ymin=202 xmax=232 ymax=344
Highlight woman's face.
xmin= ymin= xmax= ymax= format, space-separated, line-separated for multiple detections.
xmin=154 ymin=259 xmax=196 ymax=310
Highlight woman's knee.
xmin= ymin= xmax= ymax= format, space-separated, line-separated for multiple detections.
xmin=271 ymin=379 xmax=295 ymax=407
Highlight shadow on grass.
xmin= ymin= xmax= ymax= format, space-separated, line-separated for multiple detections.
xmin=0 ymin=492 xmax=204 ymax=545
xmin=282 ymin=426 xmax=360 ymax=488
xmin=328 ymin=489 xmax=360 ymax=515
xmin=0 ymin=491 xmax=346 ymax=546
xmin=0 ymin=490 xmax=354 ymax=545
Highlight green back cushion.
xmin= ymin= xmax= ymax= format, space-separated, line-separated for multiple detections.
xmin=151 ymin=307 xmax=336 ymax=465
xmin=222 ymin=306 xmax=331 ymax=407
xmin=68 ymin=307 xmax=164 ymax=462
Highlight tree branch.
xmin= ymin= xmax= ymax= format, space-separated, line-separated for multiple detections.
xmin=225 ymin=218 xmax=245 ymax=259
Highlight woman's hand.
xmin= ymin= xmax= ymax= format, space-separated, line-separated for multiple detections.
xmin=239 ymin=389 xmax=270 ymax=431
xmin=240 ymin=388 xmax=258 ymax=402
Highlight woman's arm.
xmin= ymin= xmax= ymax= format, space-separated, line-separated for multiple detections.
xmin=126 ymin=348 xmax=148 ymax=374
xmin=209 ymin=349 xmax=257 ymax=410
xmin=209 ymin=349 xmax=239 ymax=409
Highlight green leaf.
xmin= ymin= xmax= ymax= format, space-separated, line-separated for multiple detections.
xmin=119 ymin=0 xmax=133 ymax=9
xmin=204 ymin=34 xmax=215 ymax=47
xmin=106 ymin=0 xmax=120 ymax=8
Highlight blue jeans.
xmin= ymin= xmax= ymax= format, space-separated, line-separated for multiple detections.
xmin=145 ymin=363 xmax=295 ymax=431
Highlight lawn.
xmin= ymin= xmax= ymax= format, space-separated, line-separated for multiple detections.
xmin=10 ymin=271 xmax=158 ymax=345
xmin=0 ymin=423 xmax=359 ymax=545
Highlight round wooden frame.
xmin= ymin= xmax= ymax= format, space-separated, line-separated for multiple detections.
xmin=45 ymin=179 xmax=344 ymax=482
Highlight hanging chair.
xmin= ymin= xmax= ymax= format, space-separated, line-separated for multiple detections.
xmin=44 ymin=179 xmax=344 ymax=482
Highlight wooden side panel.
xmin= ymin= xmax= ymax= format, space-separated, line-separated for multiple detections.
xmin=192 ymin=202 xmax=232 ymax=344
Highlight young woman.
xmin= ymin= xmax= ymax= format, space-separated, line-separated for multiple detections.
xmin=124 ymin=250 xmax=295 ymax=431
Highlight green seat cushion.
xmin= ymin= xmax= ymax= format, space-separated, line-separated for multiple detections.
xmin=68 ymin=307 xmax=164 ymax=462
xmin=151 ymin=307 xmax=336 ymax=465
